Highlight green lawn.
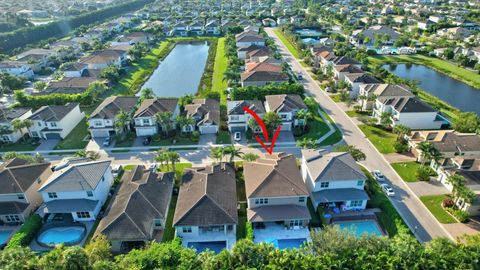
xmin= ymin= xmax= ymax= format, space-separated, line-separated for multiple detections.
xmin=369 ymin=55 xmax=480 ymax=89
xmin=297 ymin=104 xmax=331 ymax=141
xmin=0 ymin=137 xmax=40 ymax=152
xmin=316 ymin=105 xmax=343 ymax=146
xmin=54 ymin=119 xmax=89 ymax=150
xmin=273 ymin=28 xmax=300 ymax=59
xmin=420 ymin=195 xmax=457 ymax=224
xmin=346 ymin=110 xmax=372 ymax=118
xmin=212 ymin=37 xmax=228 ymax=105
xmin=330 ymin=94 xmax=343 ymax=103
xmin=151 ymin=134 xmax=197 ymax=146
xmin=216 ymin=131 xmax=231 ymax=144
xmin=391 ymin=162 xmax=421 ymax=182
xmin=358 ymin=124 xmax=396 ymax=154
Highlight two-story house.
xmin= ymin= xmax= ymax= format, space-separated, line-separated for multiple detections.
xmin=80 ymin=49 xmax=128 ymax=70
xmin=39 ymin=160 xmax=113 ymax=222
xmin=205 ymin=20 xmax=221 ymax=35
xmin=183 ymin=99 xmax=219 ymax=134
xmin=237 ymin=44 xmax=269 ymax=60
xmin=189 ymin=21 xmax=205 ymax=36
xmin=0 ymin=108 xmax=32 ymax=143
xmin=264 ymin=94 xmax=308 ymax=131
xmin=28 ymin=103 xmax=85 ymax=140
xmin=95 ymin=165 xmax=174 ymax=253
xmin=227 ymin=100 xmax=265 ymax=132
xmin=344 ymin=73 xmax=380 ymax=97
xmin=240 ymin=61 xmax=289 ymax=87
xmin=351 ymin=26 xmax=400 ymax=46
xmin=0 ymin=61 xmax=34 ymax=78
xmin=244 ymin=153 xmax=311 ymax=243
xmin=301 ymin=150 xmax=369 ymax=210
xmin=0 ymin=158 xmax=52 ymax=224
xmin=173 ymin=163 xmax=238 ymax=251
xmin=235 ymin=30 xmax=265 ymax=47
xmin=133 ymin=98 xmax=179 ymax=136
xmin=89 ymin=96 xmax=139 ymax=138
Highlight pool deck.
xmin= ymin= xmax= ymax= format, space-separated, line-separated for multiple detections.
xmin=29 ymin=221 xmax=95 ymax=251
xmin=253 ymin=223 xmax=311 ymax=244
xmin=180 ymin=231 xmax=236 ymax=250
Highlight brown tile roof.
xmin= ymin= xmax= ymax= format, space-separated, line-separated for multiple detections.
xmin=247 ymin=204 xmax=310 ymax=222
xmin=0 ymin=108 xmax=31 ymax=123
xmin=241 ymin=70 xmax=288 ymax=83
xmin=334 ymin=64 xmax=364 ymax=73
xmin=244 ymin=153 xmax=309 ymax=198
xmin=81 ymin=49 xmax=125 ymax=64
xmin=95 ymin=166 xmax=174 ymax=241
xmin=265 ymin=94 xmax=307 ymax=113
xmin=173 ymin=163 xmax=238 ymax=226
xmin=245 ymin=61 xmax=282 ymax=73
xmin=90 ymin=96 xmax=139 ymax=119
xmin=41 ymin=77 xmax=103 ymax=95
xmin=0 ymin=161 xmax=52 ymax=194
xmin=184 ymin=99 xmax=220 ymax=126
xmin=134 ymin=98 xmax=178 ymax=118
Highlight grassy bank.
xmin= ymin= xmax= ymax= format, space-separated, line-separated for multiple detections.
xmin=358 ymin=124 xmax=396 ymax=154
xmin=212 ymin=37 xmax=228 ymax=104
xmin=273 ymin=28 xmax=301 ymax=59
xmin=197 ymin=38 xmax=218 ymax=97
xmin=369 ymin=55 xmax=480 ymax=89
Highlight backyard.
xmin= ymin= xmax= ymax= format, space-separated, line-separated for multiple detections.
xmin=358 ymin=124 xmax=396 ymax=154
xmin=420 ymin=194 xmax=457 ymax=224
xmin=391 ymin=162 xmax=421 ymax=182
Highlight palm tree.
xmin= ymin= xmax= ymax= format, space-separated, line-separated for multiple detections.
xmin=210 ymin=147 xmax=224 ymax=164
xmin=242 ymin=153 xmax=259 ymax=162
xmin=379 ymin=112 xmax=393 ymax=129
xmin=11 ymin=119 xmax=26 ymax=142
xmin=155 ymin=149 xmax=169 ymax=170
xmin=176 ymin=115 xmax=195 ymax=134
xmin=358 ymin=95 xmax=368 ymax=111
xmin=114 ymin=111 xmax=131 ymax=140
xmin=154 ymin=112 xmax=173 ymax=137
xmin=296 ymin=138 xmax=317 ymax=149
xmin=139 ymin=88 xmax=155 ymax=101
xmin=295 ymin=109 xmax=313 ymax=131
xmin=393 ymin=124 xmax=411 ymax=142
xmin=225 ymin=145 xmax=243 ymax=163
xmin=168 ymin=151 xmax=180 ymax=173
xmin=417 ymin=141 xmax=439 ymax=165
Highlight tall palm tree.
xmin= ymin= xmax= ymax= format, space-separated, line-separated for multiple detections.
xmin=168 ymin=151 xmax=180 ymax=173
xmin=210 ymin=147 xmax=224 ymax=164
xmin=393 ymin=124 xmax=411 ymax=142
xmin=114 ymin=110 xmax=131 ymax=140
xmin=11 ymin=119 xmax=26 ymax=142
xmin=155 ymin=148 xmax=169 ymax=170
xmin=379 ymin=112 xmax=393 ymax=129
xmin=417 ymin=141 xmax=434 ymax=165
xmin=295 ymin=109 xmax=313 ymax=131
xmin=139 ymin=88 xmax=155 ymax=101
xmin=225 ymin=145 xmax=243 ymax=163
xmin=154 ymin=112 xmax=173 ymax=137
xmin=242 ymin=153 xmax=259 ymax=162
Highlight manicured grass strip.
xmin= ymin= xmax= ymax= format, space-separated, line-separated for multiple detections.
xmin=391 ymin=162 xmax=421 ymax=182
xmin=330 ymin=94 xmax=342 ymax=103
xmin=420 ymin=195 xmax=457 ymax=224
xmin=216 ymin=131 xmax=232 ymax=144
xmin=298 ymin=104 xmax=331 ymax=141
xmin=54 ymin=119 xmax=89 ymax=150
xmin=0 ymin=138 xmax=39 ymax=152
xmin=358 ymin=124 xmax=396 ymax=154
xmin=151 ymin=135 xmax=197 ymax=146
xmin=212 ymin=37 xmax=228 ymax=104
xmin=346 ymin=110 xmax=372 ymax=118
xmin=273 ymin=28 xmax=300 ymax=59
xmin=369 ymin=55 xmax=480 ymax=89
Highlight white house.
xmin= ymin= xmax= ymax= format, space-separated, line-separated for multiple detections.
xmin=0 ymin=108 xmax=33 ymax=143
xmin=183 ymin=99 xmax=219 ymax=134
xmin=88 ymin=96 xmax=139 ymax=138
xmin=344 ymin=73 xmax=380 ymax=98
xmin=133 ymin=98 xmax=179 ymax=136
xmin=0 ymin=61 xmax=34 ymax=78
xmin=39 ymin=160 xmax=113 ymax=222
xmin=301 ymin=150 xmax=369 ymax=210
xmin=227 ymin=100 xmax=265 ymax=132
xmin=264 ymin=94 xmax=307 ymax=131
xmin=173 ymin=163 xmax=238 ymax=250
xmin=28 ymin=103 xmax=85 ymax=140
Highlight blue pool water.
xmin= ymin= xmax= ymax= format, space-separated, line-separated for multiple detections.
xmin=335 ymin=220 xmax=383 ymax=237
xmin=37 ymin=226 xmax=85 ymax=245
xmin=277 ymin=238 xmax=307 ymax=249
xmin=188 ymin=241 xmax=226 ymax=254
xmin=0 ymin=230 xmax=13 ymax=245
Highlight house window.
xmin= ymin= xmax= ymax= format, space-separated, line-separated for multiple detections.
xmin=86 ymin=191 xmax=93 ymax=197
xmin=94 ymin=121 xmax=102 ymax=127
xmin=1 ymin=135 xmax=11 ymax=142
xmin=31 ymin=131 xmax=39 ymax=138
xmin=230 ymin=115 xmax=239 ymax=121
xmin=5 ymin=215 xmax=20 ymax=222
xmin=37 ymin=122 xmax=42 ymax=127
xmin=281 ymin=114 xmax=287 ymax=119
xmin=154 ymin=219 xmax=162 ymax=227
xmin=255 ymin=198 xmax=269 ymax=205
xmin=298 ymin=197 xmax=305 ymax=203
xmin=320 ymin=182 xmax=329 ymax=188
xmin=185 ymin=126 xmax=192 ymax=132
xmin=289 ymin=220 xmax=302 ymax=227
xmin=48 ymin=192 xmax=58 ymax=198
xmin=76 ymin=212 xmax=91 ymax=219
xmin=17 ymin=193 xmax=24 ymax=200
xmin=182 ymin=226 xmax=192 ymax=233
xmin=142 ymin=119 xmax=150 ymax=125
xmin=357 ymin=180 xmax=364 ymax=186
xmin=350 ymin=200 xmax=363 ymax=207
xmin=50 ymin=122 xmax=57 ymax=127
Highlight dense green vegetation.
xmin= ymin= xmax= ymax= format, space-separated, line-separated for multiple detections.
xmin=5 ymin=214 xmax=42 ymax=249
xmin=197 ymin=39 xmax=218 ymax=97
xmin=231 ymin=83 xmax=304 ymax=100
xmin=211 ymin=37 xmax=228 ymax=104
xmin=0 ymin=0 xmax=153 ymax=53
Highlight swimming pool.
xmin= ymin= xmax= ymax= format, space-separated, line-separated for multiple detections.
xmin=188 ymin=241 xmax=226 ymax=254
xmin=277 ymin=238 xmax=307 ymax=249
xmin=37 ymin=226 xmax=86 ymax=246
xmin=0 ymin=230 xmax=13 ymax=246
xmin=335 ymin=220 xmax=383 ymax=237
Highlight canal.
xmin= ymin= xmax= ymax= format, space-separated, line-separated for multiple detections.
xmin=141 ymin=42 xmax=209 ymax=97
xmin=384 ymin=63 xmax=480 ymax=115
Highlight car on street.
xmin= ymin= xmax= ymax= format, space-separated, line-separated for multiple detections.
xmin=143 ymin=136 xmax=152 ymax=145
xmin=381 ymin=183 xmax=395 ymax=197
xmin=234 ymin=132 xmax=241 ymax=141
xmin=148 ymin=163 xmax=157 ymax=171
xmin=373 ymin=170 xmax=386 ymax=181
xmin=297 ymin=73 xmax=303 ymax=80
xmin=102 ymin=137 xmax=111 ymax=146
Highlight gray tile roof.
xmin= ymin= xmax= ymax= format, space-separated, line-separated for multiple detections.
xmin=390 ymin=97 xmax=436 ymax=113
xmin=247 ymin=204 xmax=310 ymax=222
xmin=39 ymin=160 xmax=111 ymax=192
xmin=265 ymin=94 xmax=307 ymax=113
xmin=90 ymin=96 xmax=139 ymax=119
xmin=29 ymin=103 xmax=79 ymax=122
xmin=44 ymin=199 xmax=99 ymax=213
xmin=95 ymin=166 xmax=174 ymax=241
xmin=312 ymin=188 xmax=369 ymax=203
xmin=0 ymin=201 xmax=29 ymax=215
xmin=184 ymin=99 xmax=220 ymax=126
xmin=0 ymin=108 xmax=31 ymax=123
xmin=173 ymin=163 xmax=238 ymax=226
xmin=302 ymin=150 xmax=367 ymax=182
xmin=244 ymin=153 xmax=309 ymax=198
xmin=227 ymin=100 xmax=265 ymax=115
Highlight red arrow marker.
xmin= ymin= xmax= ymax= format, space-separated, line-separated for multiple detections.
xmin=243 ymin=106 xmax=282 ymax=155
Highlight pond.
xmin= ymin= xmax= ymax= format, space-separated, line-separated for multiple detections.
xmin=384 ymin=63 xmax=480 ymax=115
xmin=141 ymin=42 xmax=209 ymax=97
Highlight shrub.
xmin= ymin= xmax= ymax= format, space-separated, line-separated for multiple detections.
xmin=205 ymin=91 xmax=220 ymax=100
xmin=416 ymin=166 xmax=431 ymax=181
xmin=442 ymin=198 xmax=454 ymax=208
xmin=230 ymin=83 xmax=304 ymax=101
xmin=452 ymin=210 xmax=469 ymax=223
xmin=190 ymin=131 xmax=200 ymax=142
xmin=293 ymin=126 xmax=303 ymax=137
xmin=6 ymin=214 xmax=42 ymax=249
xmin=394 ymin=141 xmax=409 ymax=153
xmin=245 ymin=222 xmax=254 ymax=241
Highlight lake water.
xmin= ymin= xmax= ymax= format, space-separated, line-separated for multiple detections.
xmin=384 ymin=64 xmax=480 ymax=115
xmin=141 ymin=42 xmax=209 ymax=97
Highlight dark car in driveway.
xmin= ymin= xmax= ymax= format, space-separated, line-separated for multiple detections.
xmin=143 ymin=136 xmax=152 ymax=145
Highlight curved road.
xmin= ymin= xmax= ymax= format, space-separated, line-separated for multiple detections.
xmin=265 ymin=27 xmax=451 ymax=242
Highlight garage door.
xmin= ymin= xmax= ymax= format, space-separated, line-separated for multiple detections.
xmin=200 ymin=125 xmax=218 ymax=134
xmin=136 ymin=128 xmax=155 ymax=136
xmin=280 ymin=123 xmax=292 ymax=131
xmin=91 ymin=129 xmax=110 ymax=138
xmin=229 ymin=125 xmax=246 ymax=132
xmin=45 ymin=133 xmax=61 ymax=139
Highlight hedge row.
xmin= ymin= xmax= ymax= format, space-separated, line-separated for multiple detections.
xmin=6 ymin=214 xmax=43 ymax=249
xmin=230 ymin=83 xmax=304 ymax=101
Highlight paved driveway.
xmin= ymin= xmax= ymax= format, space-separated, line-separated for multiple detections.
xmin=198 ymin=133 xmax=216 ymax=146
xmin=265 ymin=27 xmax=451 ymax=242
xmin=35 ymin=139 xmax=60 ymax=151
xmin=407 ymin=180 xmax=449 ymax=197
xmin=276 ymin=131 xmax=295 ymax=143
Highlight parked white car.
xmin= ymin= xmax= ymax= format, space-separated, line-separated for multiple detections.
xmin=234 ymin=132 xmax=241 ymax=141
xmin=373 ymin=170 xmax=385 ymax=181
xmin=148 ymin=163 xmax=157 ymax=171
xmin=381 ymin=183 xmax=395 ymax=197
